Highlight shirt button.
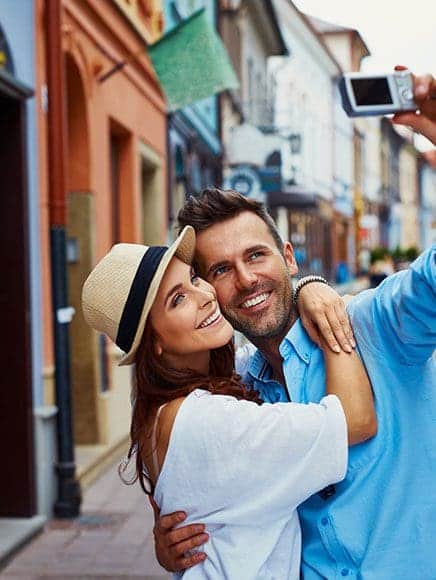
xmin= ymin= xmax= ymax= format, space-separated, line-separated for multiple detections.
xmin=341 ymin=569 xmax=349 ymax=576
xmin=321 ymin=517 xmax=328 ymax=526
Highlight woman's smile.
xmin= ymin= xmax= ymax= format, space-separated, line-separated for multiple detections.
xmin=197 ymin=307 xmax=224 ymax=329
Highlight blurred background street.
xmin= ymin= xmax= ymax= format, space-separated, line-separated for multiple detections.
xmin=1 ymin=459 xmax=168 ymax=579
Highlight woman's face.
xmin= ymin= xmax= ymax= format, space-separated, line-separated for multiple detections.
xmin=149 ymin=257 xmax=233 ymax=373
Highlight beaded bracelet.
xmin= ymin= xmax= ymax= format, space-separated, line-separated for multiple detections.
xmin=293 ymin=275 xmax=329 ymax=305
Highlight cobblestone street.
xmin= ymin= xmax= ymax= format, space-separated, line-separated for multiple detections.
xmin=1 ymin=461 xmax=169 ymax=579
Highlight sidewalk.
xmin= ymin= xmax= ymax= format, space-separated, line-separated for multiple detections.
xmin=1 ymin=459 xmax=170 ymax=579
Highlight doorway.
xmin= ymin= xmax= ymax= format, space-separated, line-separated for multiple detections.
xmin=0 ymin=77 xmax=35 ymax=517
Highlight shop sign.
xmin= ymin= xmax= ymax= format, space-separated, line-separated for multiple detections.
xmin=224 ymin=165 xmax=266 ymax=203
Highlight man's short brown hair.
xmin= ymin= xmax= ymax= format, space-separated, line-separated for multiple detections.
xmin=177 ymin=187 xmax=284 ymax=253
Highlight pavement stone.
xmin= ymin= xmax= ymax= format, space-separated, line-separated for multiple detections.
xmin=0 ymin=459 xmax=169 ymax=579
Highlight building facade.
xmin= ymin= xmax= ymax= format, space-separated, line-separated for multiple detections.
xmin=419 ymin=150 xmax=436 ymax=250
xmin=380 ymin=118 xmax=402 ymax=249
xmin=399 ymin=142 xmax=419 ymax=249
xmin=0 ymin=0 xmax=48 ymax=556
xmin=35 ymin=0 xmax=168 ymax=516
xmin=163 ymin=0 xmax=222 ymax=238
xmin=267 ymin=0 xmax=342 ymax=279
xmin=311 ymin=16 xmax=372 ymax=278
xmin=220 ymin=0 xmax=286 ymax=209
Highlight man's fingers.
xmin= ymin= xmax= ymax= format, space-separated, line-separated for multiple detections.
xmin=176 ymin=551 xmax=207 ymax=571
xmin=171 ymin=533 xmax=209 ymax=557
xmin=392 ymin=112 xmax=436 ymax=144
xmin=156 ymin=511 xmax=187 ymax=533
xmin=165 ymin=523 xmax=206 ymax=547
xmin=414 ymin=74 xmax=433 ymax=101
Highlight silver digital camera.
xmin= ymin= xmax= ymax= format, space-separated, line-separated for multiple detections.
xmin=339 ymin=71 xmax=417 ymax=117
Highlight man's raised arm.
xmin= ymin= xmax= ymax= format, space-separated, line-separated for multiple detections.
xmin=351 ymin=246 xmax=435 ymax=365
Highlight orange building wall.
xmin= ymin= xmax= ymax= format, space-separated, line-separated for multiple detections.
xmin=35 ymin=0 xmax=168 ymax=402
xmin=35 ymin=0 xmax=55 ymax=377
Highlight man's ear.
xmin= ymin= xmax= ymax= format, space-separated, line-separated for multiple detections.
xmin=283 ymin=241 xmax=298 ymax=276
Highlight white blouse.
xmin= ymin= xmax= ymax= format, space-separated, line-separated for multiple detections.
xmin=154 ymin=388 xmax=347 ymax=580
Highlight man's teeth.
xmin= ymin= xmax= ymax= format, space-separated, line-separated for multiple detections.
xmin=199 ymin=309 xmax=220 ymax=328
xmin=241 ymin=293 xmax=269 ymax=309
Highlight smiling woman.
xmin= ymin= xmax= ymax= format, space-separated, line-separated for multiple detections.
xmin=81 ymin=225 xmax=376 ymax=580
xmin=149 ymin=257 xmax=233 ymax=375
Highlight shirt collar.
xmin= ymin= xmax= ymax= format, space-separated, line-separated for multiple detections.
xmin=248 ymin=348 xmax=272 ymax=382
xmin=247 ymin=318 xmax=314 ymax=383
xmin=279 ymin=319 xmax=314 ymax=364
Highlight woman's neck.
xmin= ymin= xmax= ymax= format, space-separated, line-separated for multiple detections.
xmin=163 ymin=350 xmax=210 ymax=375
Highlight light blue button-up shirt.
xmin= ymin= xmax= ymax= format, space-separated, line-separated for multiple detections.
xmin=246 ymin=246 xmax=436 ymax=579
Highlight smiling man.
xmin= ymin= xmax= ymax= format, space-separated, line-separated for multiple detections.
xmin=196 ymin=210 xmax=296 ymax=340
xmin=153 ymin=188 xmax=435 ymax=579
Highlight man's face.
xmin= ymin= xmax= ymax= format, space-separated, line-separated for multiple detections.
xmin=195 ymin=211 xmax=298 ymax=341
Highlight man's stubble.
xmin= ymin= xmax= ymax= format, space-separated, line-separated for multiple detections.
xmin=221 ymin=272 xmax=297 ymax=343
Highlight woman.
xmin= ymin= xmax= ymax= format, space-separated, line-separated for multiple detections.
xmin=82 ymin=226 xmax=376 ymax=579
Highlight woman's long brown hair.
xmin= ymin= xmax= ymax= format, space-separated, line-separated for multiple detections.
xmin=120 ymin=319 xmax=263 ymax=495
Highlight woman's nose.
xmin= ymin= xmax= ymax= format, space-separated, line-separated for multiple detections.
xmin=196 ymin=286 xmax=215 ymax=309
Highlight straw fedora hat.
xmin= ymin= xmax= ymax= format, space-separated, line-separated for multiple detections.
xmin=82 ymin=226 xmax=196 ymax=366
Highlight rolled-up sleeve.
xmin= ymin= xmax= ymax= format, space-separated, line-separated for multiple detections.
xmin=169 ymin=391 xmax=348 ymax=526
xmin=350 ymin=246 xmax=435 ymax=365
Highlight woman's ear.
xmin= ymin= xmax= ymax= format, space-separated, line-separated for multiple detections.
xmin=155 ymin=340 xmax=163 ymax=357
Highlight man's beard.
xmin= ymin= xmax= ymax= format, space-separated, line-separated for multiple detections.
xmin=222 ymin=277 xmax=295 ymax=342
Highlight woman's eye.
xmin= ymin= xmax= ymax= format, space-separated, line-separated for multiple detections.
xmin=172 ymin=293 xmax=185 ymax=307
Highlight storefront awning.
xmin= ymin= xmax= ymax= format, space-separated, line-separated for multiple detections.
xmin=149 ymin=9 xmax=239 ymax=111
xmin=267 ymin=187 xmax=319 ymax=209
xmin=0 ymin=69 xmax=33 ymax=100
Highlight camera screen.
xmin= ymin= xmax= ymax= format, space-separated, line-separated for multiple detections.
xmin=351 ymin=78 xmax=393 ymax=106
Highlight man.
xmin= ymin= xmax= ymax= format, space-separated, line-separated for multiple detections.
xmin=153 ymin=75 xmax=436 ymax=577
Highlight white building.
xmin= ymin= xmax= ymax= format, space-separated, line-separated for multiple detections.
xmin=268 ymin=1 xmax=345 ymax=278
xmin=220 ymin=0 xmax=287 ymax=201
xmin=419 ymin=150 xmax=436 ymax=250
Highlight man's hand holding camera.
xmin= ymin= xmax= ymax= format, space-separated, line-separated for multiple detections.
xmin=392 ymin=65 xmax=436 ymax=144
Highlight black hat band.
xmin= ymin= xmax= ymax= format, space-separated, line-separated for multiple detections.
xmin=116 ymin=246 xmax=167 ymax=353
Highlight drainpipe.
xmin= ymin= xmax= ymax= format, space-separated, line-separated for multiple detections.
xmin=46 ymin=0 xmax=81 ymax=517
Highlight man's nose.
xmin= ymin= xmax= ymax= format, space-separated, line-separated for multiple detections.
xmin=235 ymin=264 xmax=258 ymax=290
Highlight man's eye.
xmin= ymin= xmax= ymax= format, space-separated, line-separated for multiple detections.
xmin=249 ymin=251 xmax=263 ymax=261
xmin=172 ymin=293 xmax=185 ymax=307
xmin=213 ymin=266 xmax=229 ymax=278
xmin=191 ymin=272 xmax=200 ymax=284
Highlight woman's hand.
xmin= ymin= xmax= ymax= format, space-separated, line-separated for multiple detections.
xmin=297 ymin=283 xmax=355 ymax=353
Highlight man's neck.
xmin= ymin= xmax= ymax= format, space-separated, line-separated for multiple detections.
xmin=249 ymin=312 xmax=298 ymax=385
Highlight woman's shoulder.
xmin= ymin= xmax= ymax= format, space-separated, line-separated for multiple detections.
xmin=157 ymin=396 xmax=186 ymax=441
xmin=158 ymin=389 xmax=243 ymax=444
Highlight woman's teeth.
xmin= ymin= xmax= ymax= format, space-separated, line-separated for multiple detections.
xmin=241 ymin=292 xmax=269 ymax=309
xmin=199 ymin=309 xmax=220 ymax=328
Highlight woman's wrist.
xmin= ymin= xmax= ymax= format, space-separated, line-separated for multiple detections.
xmin=293 ymin=275 xmax=329 ymax=305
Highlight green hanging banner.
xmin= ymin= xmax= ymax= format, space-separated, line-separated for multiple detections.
xmin=149 ymin=8 xmax=239 ymax=111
